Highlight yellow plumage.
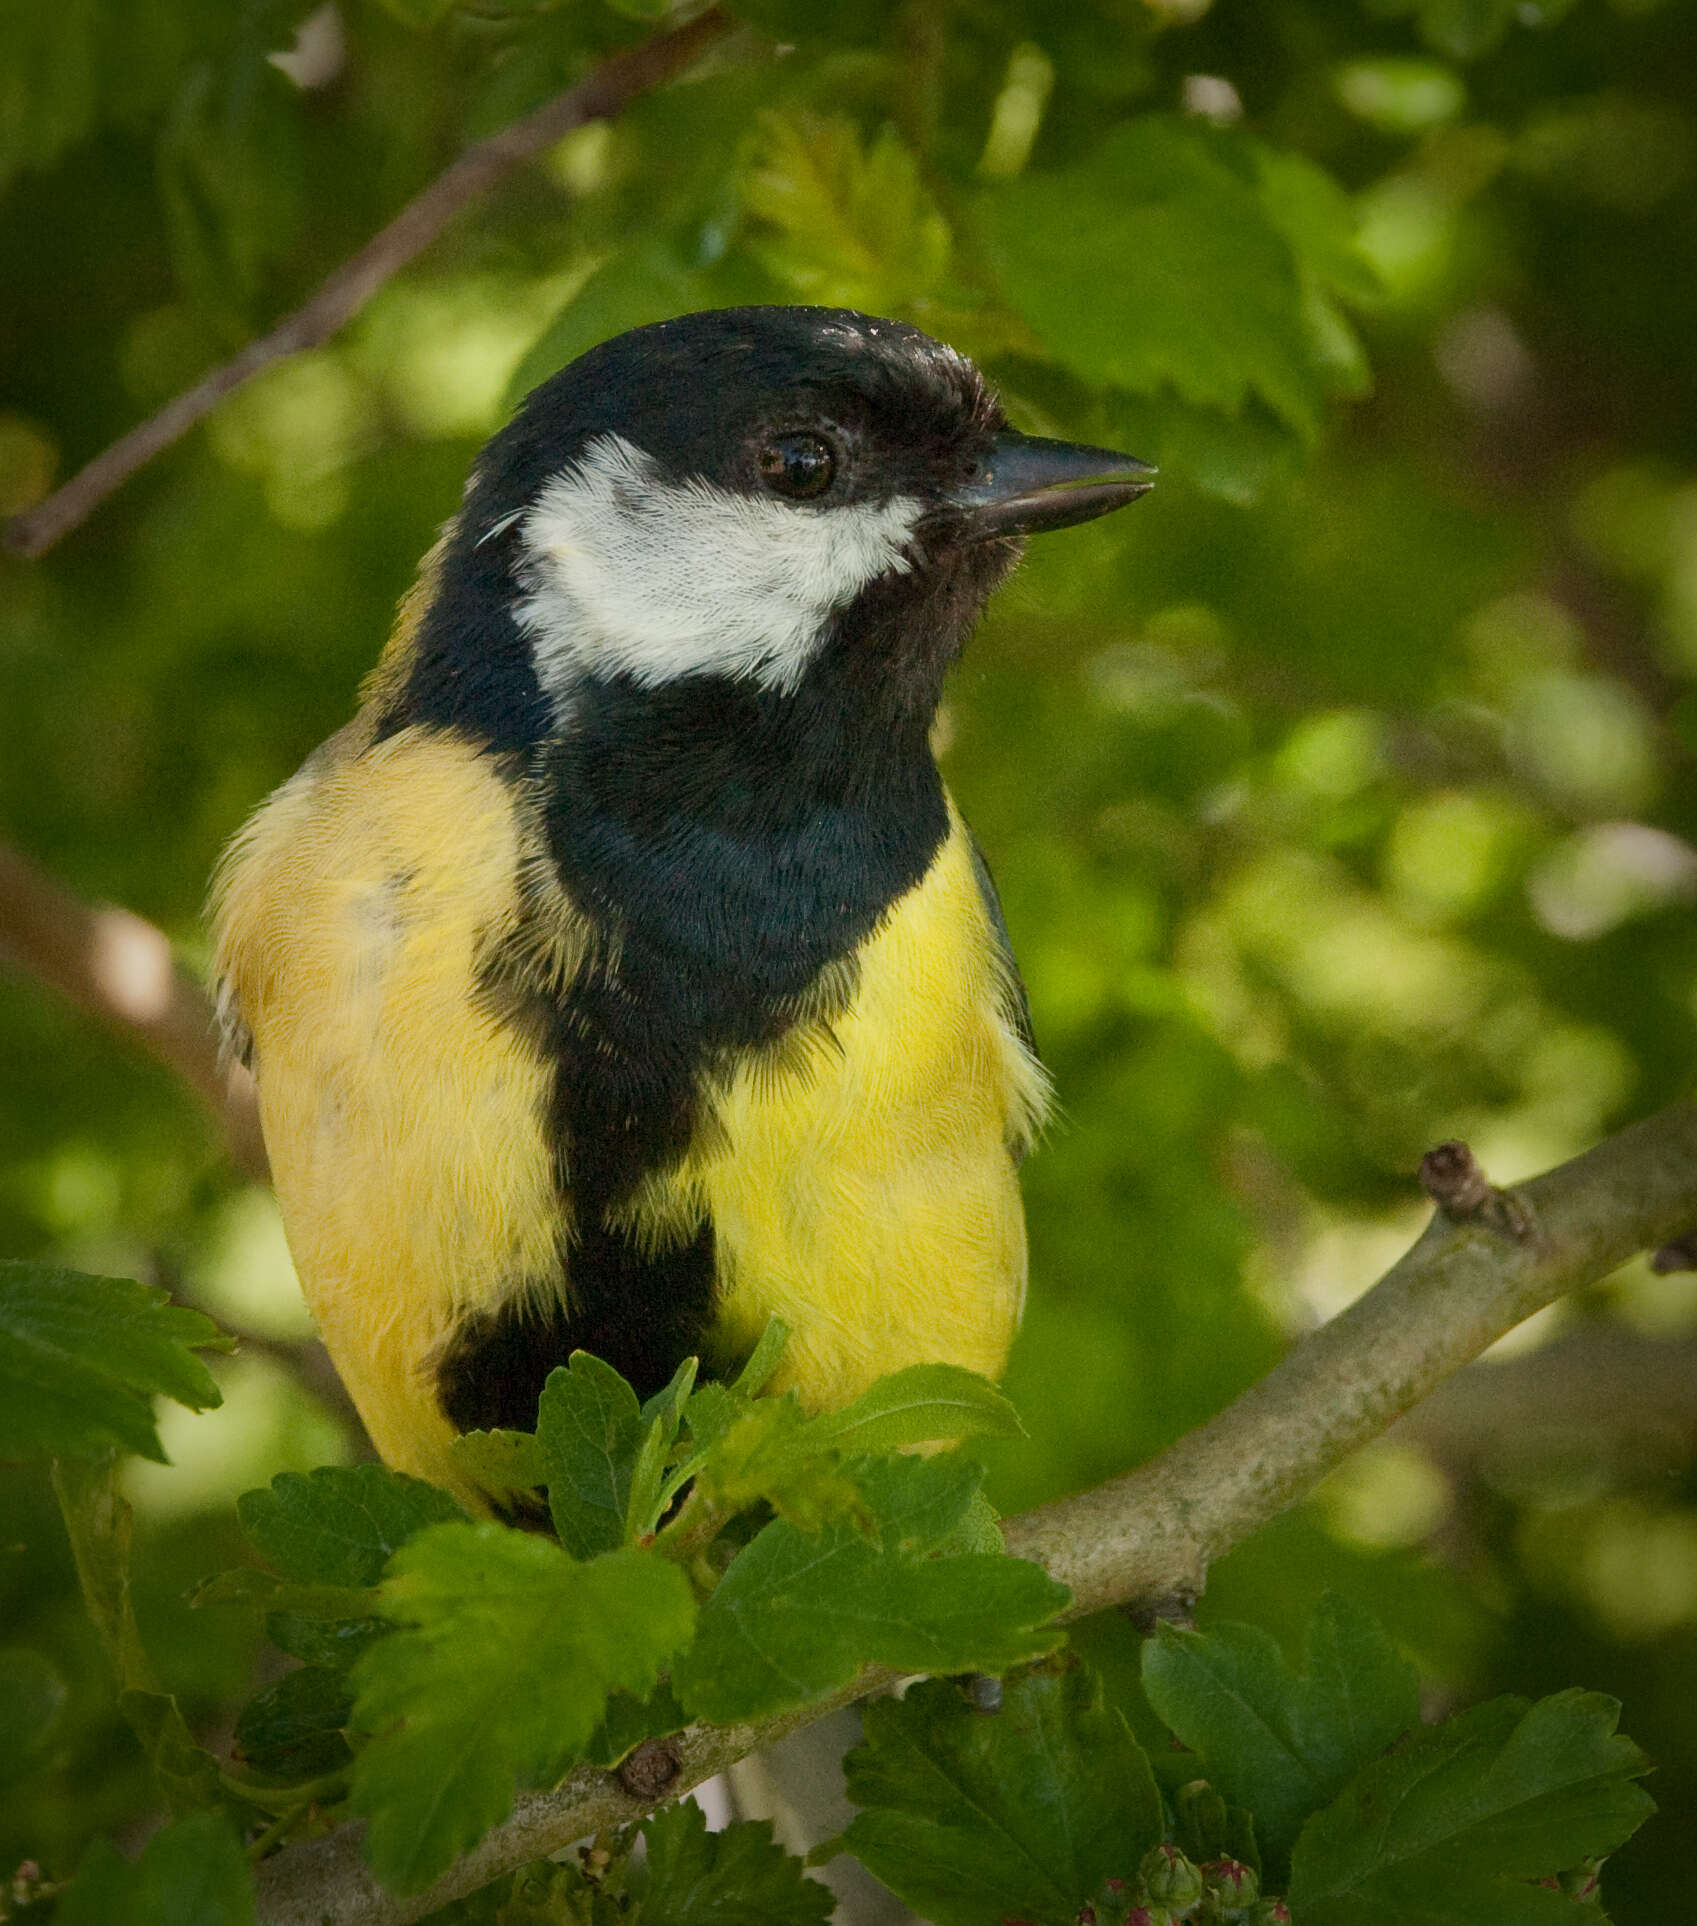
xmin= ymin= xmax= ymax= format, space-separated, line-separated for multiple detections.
xmin=207 ymin=306 xmax=1151 ymax=1513
xmin=213 ymin=712 xmax=1046 ymax=1508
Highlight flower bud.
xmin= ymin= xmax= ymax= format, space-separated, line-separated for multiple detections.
xmin=1139 ymin=1843 xmax=1204 ymax=1909
xmin=1247 ymin=1903 xmax=1292 ymax=1924
xmin=1201 ymin=1858 xmax=1259 ymax=1906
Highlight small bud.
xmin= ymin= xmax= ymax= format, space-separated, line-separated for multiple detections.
xmin=1202 ymin=1858 xmax=1259 ymax=1905
xmin=1139 ymin=1843 xmax=1204 ymax=1909
xmin=1125 ymin=1910 xmax=1171 ymax=1926
xmin=1076 ymin=1909 xmax=1097 ymax=1925
xmin=1104 ymin=1878 xmax=1129 ymax=1896
xmin=1247 ymin=1903 xmax=1292 ymax=1925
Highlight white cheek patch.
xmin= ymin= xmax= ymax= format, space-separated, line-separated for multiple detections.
xmin=512 ymin=434 xmax=920 ymax=700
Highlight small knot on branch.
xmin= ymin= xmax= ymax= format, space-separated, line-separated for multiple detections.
xmin=615 ymin=1737 xmax=681 ymax=1801
xmin=1419 ymin=1140 xmax=1534 ymax=1241
xmin=1651 ymin=1230 xmax=1697 ymax=1274
xmin=1123 ymin=1586 xmax=1200 ymax=1635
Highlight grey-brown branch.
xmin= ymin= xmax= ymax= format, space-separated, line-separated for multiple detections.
xmin=1 ymin=7 xmax=732 ymax=559
xmin=253 ymin=1104 xmax=1697 ymax=1926
xmin=0 ymin=841 xmax=267 ymax=1179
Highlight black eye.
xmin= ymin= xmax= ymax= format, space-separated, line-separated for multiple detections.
xmin=757 ymin=433 xmax=837 ymax=501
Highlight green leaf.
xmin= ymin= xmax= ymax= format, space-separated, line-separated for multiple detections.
xmin=1288 ymin=1689 xmax=1655 ymax=1923
xmin=537 ymin=1352 xmax=647 ymax=1558
xmin=506 ymin=238 xmax=701 ymax=409
xmin=627 ymin=1354 xmax=698 ymax=1539
xmin=51 ymin=1454 xmax=224 ymax=1811
xmin=351 ymin=1524 xmax=695 ymax=1893
xmin=0 ymin=1646 xmax=68 ymax=1785
xmin=50 ymin=1454 xmax=156 ymax=1688
xmin=834 ymin=1659 xmax=1162 ymax=1926
xmin=264 ymin=1609 xmax=389 ymax=1673
xmin=0 ymin=1261 xmax=226 ymax=1463
xmin=234 ymin=1665 xmax=353 ymax=1783
xmin=237 ymin=1463 xmax=467 ymax=1586
xmin=742 ymin=111 xmax=952 ymax=313
xmin=673 ymin=1456 xmax=1067 ymax=1723
xmin=1141 ymin=1593 xmax=1420 ymax=1859
xmin=637 ymin=1802 xmax=835 ymax=1924
xmin=584 ymin=1678 xmax=687 ymax=1769
xmin=56 ymin=1812 xmax=254 ymax=1926
xmin=448 ymin=1429 xmax=547 ymax=1509
xmin=692 ymin=1395 xmax=868 ymax=1535
xmin=807 ymin=1363 xmax=1025 ymax=1454
xmin=729 ymin=1315 xmax=791 ymax=1397
xmin=983 ymin=119 xmax=1332 ymax=439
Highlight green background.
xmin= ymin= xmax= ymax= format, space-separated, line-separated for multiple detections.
xmin=4 ymin=0 xmax=1697 ymax=1912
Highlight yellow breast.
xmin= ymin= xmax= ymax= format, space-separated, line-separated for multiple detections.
xmin=213 ymin=724 xmax=1046 ymax=1504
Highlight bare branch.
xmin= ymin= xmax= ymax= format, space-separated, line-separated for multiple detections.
xmin=1 ymin=6 xmax=733 ymax=559
xmin=0 ymin=841 xmax=266 ymax=1179
xmin=253 ymin=1105 xmax=1697 ymax=1926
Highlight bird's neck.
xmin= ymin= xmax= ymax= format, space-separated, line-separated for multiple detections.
xmin=537 ymin=662 xmax=948 ymax=998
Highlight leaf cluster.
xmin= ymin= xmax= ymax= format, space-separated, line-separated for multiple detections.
xmin=3 ymin=1268 xmax=1659 ymax=1924
xmin=827 ymin=1598 xmax=1655 ymax=1926
xmin=157 ymin=1320 xmax=1061 ymax=1897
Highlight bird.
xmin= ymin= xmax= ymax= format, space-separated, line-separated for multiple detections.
xmin=211 ymin=305 xmax=1152 ymax=1510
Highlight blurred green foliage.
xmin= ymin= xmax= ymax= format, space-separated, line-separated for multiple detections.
xmin=5 ymin=0 xmax=1697 ymax=1914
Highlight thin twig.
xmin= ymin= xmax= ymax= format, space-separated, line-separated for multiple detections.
xmin=0 ymin=841 xmax=267 ymax=1178
xmin=252 ymin=1106 xmax=1697 ymax=1926
xmin=1 ymin=6 xmax=733 ymax=559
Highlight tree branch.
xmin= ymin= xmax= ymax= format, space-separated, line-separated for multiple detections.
xmin=1 ymin=6 xmax=733 ymax=559
xmin=252 ymin=1104 xmax=1697 ymax=1926
xmin=0 ymin=842 xmax=267 ymax=1179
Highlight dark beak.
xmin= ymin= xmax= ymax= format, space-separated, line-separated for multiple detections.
xmin=946 ymin=430 xmax=1155 ymax=540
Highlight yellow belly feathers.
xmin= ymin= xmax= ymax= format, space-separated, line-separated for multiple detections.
xmin=214 ymin=723 xmax=1047 ymax=1506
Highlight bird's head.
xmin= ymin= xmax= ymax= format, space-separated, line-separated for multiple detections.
xmin=388 ymin=306 xmax=1151 ymax=748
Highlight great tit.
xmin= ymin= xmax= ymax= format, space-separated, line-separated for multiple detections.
xmin=213 ymin=306 xmax=1151 ymax=1508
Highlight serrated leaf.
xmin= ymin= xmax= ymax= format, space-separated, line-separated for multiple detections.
xmin=1288 ymin=1689 xmax=1654 ymax=1923
xmin=1141 ymin=1593 xmax=1419 ymax=1860
xmin=238 ymin=1463 xmax=467 ymax=1587
xmin=808 ymin=1364 xmax=1025 ymax=1454
xmin=984 ymin=119 xmax=1333 ymax=439
xmin=834 ymin=1660 xmax=1162 ymax=1926
xmin=682 ymin=1379 xmax=745 ymax=1452
xmin=693 ymin=1395 xmax=868 ymax=1534
xmin=743 ymin=111 xmax=951 ymax=312
xmin=853 ymin=1449 xmax=983 ymax=1553
xmin=0 ymin=1261 xmax=226 ymax=1463
xmin=636 ymin=1801 xmax=834 ymax=1924
xmin=352 ymin=1524 xmax=695 ymax=1893
xmin=56 ymin=1811 xmax=254 ymax=1926
xmin=537 ymin=1353 xmax=648 ymax=1558
xmin=234 ymin=1665 xmax=353 ymax=1783
xmin=673 ymin=1457 xmax=1066 ymax=1723
xmin=448 ymin=1429 xmax=546 ymax=1508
